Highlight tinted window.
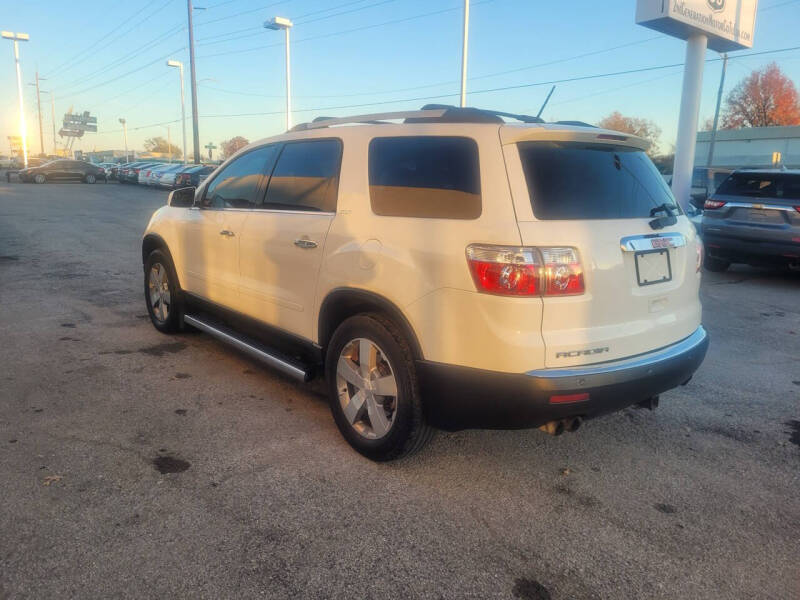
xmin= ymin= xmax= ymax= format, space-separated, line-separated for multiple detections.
xmin=263 ymin=139 xmax=341 ymax=212
xmin=368 ymin=136 xmax=481 ymax=219
xmin=715 ymin=173 xmax=800 ymax=200
xmin=202 ymin=146 xmax=278 ymax=209
xmin=518 ymin=142 xmax=676 ymax=220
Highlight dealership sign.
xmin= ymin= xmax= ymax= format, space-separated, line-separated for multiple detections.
xmin=636 ymin=0 xmax=757 ymax=52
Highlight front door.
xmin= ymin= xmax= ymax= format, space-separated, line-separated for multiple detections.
xmin=181 ymin=145 xmax=278 ymax=310
xmin=238 ymin=139 xmax=341 ymax=340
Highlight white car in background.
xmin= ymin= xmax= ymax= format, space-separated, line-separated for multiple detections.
xmin=154 ymin=164 xmax=186 ymax=188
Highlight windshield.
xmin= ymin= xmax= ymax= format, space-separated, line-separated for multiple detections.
xmin=518 ymin=141 xmax=678 ymax=220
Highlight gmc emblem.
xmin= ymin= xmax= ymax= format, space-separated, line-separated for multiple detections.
xmin=556 ymin=347 xmax=610 ymax=358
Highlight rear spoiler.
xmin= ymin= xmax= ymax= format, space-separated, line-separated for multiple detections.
xmin=500 ymin=124 xmax=650 ymax=151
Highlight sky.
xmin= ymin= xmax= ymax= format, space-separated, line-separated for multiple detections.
xmin=1 ymin=0 xmax=799 ymax=159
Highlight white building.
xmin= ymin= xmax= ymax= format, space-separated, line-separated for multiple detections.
xmin=695 ymin=126 xmax=800 ymax=169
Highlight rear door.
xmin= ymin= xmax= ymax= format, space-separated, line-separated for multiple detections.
xmin=703 ymin=172 xmax=800 ymax=246
xmin=503 ymin=135 xmax=702 ymax=367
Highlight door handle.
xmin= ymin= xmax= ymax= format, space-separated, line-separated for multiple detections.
xmin=294 ymin=238 xmax=318 ymax=249
xmin=219 ymin=229 xmax=235 ymax=237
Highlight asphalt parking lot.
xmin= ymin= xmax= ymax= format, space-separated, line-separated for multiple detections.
xmin=0 ymin=179 xmax=798 ymax=600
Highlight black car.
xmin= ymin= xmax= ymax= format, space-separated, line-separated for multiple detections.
xmin=119 ymin=162 xmax=160 ymax=184
xmin=173 ymin=164 xmax=214 ymax=188
xmin=19 ymin=159 xmax=106 ymax=184
xmin=701 ymin=169 xmax=800 ymax=271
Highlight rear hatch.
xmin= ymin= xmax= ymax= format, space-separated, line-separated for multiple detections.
xmin=502 ymin=127 xmax=702 ymax=368
xmin=702 ymin=171 xmax=800 ymax=246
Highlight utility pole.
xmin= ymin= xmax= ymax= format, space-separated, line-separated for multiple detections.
xmin=187 ymin=0 xmax=201 ymax=163
xmin=50 ymin=93 xmax=57 ymax=155
xmin=119 ymin=118 xmax=128 ymax=162
xmin=460 ymin=0 xmax=469 ymax=108
xmin=34 ymin=71 xmax=44 ymax=156
xmin=2 ymin=31 xmax=30 ymax=168
xmin=706 ymin=53 xmax=727 ymax=168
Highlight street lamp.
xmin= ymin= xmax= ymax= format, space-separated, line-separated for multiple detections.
xmin=264 ymin=16 xmax=293 ymax=130
xmin=166 ymin=59 xmax=187 ymax=164
xmin=2 ymin=31 xmax=30 ymax=168
xmin=460 ymin=0 xmax=469 ymax=108
xmin=118 ymin=118 xmax=129 ymax=162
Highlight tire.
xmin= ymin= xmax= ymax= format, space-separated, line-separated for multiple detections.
xmin=325 ymin=313 xmax=434 ymax=461
xmin=144 ymin=249 xmax=183 ymax=333
xmin=85 ymin=173 xmax=96 ymax=184
xmin=704 ymin=256 xmax=730 ymax=272
xmin=34 ymin=173 xmax=45 ymax=184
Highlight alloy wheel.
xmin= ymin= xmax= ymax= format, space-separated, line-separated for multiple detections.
xmin=148 ymin=262 xmax=171 ymax=322
xmin=336 ymin=338 xmax=398 ymax=439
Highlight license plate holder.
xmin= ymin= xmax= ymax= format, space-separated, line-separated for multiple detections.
xmin=635 ymin=249 xmax=672 ymax=286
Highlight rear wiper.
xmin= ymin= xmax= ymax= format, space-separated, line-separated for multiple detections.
xmin=649 ymin=203 xmax=678 ymax=230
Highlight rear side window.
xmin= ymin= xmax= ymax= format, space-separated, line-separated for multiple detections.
xmin=203 ymin=145 xmax=278 ymax=209
xmin=368 ymin=136 xmax=481 ymax=219
xmin=263 ymin=139 xmax=341 ymax=212
xmin=518 ymin=142 xmax=676 ymax=220
xmin=715 ymin=173 xmax=800 ymax=200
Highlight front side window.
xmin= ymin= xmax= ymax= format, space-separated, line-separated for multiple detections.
xmin=368 ymin=136 xmax=481 ymax=219
xmin=263 ymin=139 xmax=342 ymax=212
xmin=202 ymin=145 xmax=279 ymax=209
xmin=518 ymin=142 xmax=677 ymax=220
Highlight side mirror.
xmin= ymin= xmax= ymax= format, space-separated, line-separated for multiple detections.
xmin=689 ymin=187 xmax=708 ymax=210
xmin=168 ymin=186 xmax=196 ymax=208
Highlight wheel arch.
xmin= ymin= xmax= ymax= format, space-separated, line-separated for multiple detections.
xmin=142 ymin=234 xmax=182 ymax=290
xmin=318 ymin=288 xmax=424 ymax=361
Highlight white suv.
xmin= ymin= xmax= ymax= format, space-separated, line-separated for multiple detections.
xmin=142 ymin=105 xmax=709 ymax=461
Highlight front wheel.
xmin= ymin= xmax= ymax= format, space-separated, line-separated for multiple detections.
xmin=325 ymin=313 xmax=433 ymax=461
xmin=33 ymin=173 xmax=45 ymax=184
xmin=85 ymin=173 xmax=96 ymax=184
xmin=144 ymin=249 xmax=182 ymax=333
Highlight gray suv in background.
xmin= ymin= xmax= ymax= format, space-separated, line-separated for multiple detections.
xmin=701 ymin=169 xmax=800 ymax=272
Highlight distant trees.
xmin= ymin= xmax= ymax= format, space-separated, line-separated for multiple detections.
xmin=721 ymin=63 xmax=800 ymax=128
xmin=143 ymin=136 xmax=182 ymax=158
xmin=221 ymin=136 xmax=250 ymax=159
xmin=597 ymin=111 xmax=662 ymax=155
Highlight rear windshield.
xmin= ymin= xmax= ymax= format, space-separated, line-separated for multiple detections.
xmin=715 ymin=173 xmax=800 ymax=200
xmin=518 ymin=142 xmax=676 ymax=220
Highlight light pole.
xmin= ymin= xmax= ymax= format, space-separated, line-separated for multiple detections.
xmin=186 ymin=0 xmax=202 ymax=163
xmin=264 ymin=16 xmax=294 ymax=130
xmin=162 ymin=125 xmax=172 ymax=163
xmin=2 ymin=31 xmax=30 ymax=168
xmin=167 ymin=59 xmax=187 ymax=164
xmin=460 ymin=0 xmax=469 ymax=108
xmin=119 ymin=118 xmax=129 ymax=162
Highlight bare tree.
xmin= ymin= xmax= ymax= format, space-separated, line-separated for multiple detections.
xmin=143 ymin=136 xmax=182 ymax=158
xmin=221 ymin=136 xmax=250 ymax=159
xmin=597 ymin=111 xmax=662 ymax=155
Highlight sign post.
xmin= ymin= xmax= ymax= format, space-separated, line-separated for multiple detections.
xmin=636 ymin=0 xmax=757 ymax=211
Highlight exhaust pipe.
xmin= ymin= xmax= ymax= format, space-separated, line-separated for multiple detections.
xmin=564 ymin=416 xmax=582 ymax=432
xmin=539 ymin=420 xmax=565 ymax=436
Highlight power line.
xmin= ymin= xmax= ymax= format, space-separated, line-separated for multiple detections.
xmin=197 ymin=44 xmax=800 ymax=119
xmin=193 ymin=0 xmax=289 ymax=28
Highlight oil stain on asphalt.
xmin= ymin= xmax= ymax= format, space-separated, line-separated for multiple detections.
xmin=153 ymin=456 xmax=190 ymax=474
xmin=137 ymin=342 xmax=187 ymax=357
xmin=512 ymin=577 xmax=552 ymax=600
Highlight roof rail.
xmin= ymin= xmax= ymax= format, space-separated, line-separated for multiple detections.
xmin=290 ymin=104 xmax=547 ymax=131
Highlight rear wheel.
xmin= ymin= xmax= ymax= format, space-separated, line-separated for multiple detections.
xmin=704 ymin=256 xmax=730 ymax=272
xmin=144 ymin=249 xmax=182 ymax=333
xmin=325 ymin=313 xmax=433 ymax=461
xmin=85 ymin=173 xmax=96 ymax=184
xmin=33 ymin=173 xmax=45 ymax=184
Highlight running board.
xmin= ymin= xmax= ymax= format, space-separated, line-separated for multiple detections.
xmin=183 ymin=314 xmax=312 ymax=382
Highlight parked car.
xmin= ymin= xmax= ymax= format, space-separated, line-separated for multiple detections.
xmin=138 ymin=164 xmax=166 ymax=186
xmin=689 ymin=166 xmax=733 ymax=209
xmin=121 ymin=162 xmax=160 ymax=184
xmin=19 ymin=159 xmax=106 ymax=184
xmin=141 ymin=105 xmax=708 ymax=461
xmin=700 ymin=168 xmax=800 ymax=271
xmin=155 ymin=164 xmax=192 ymax=189
xmin=0 ymin=155 xmax=13 ymax=169
xmin=173 ymin=164 xmax=215 ymax=188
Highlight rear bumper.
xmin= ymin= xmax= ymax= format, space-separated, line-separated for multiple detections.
xmin=417 ymin=326 xmax=709 ymax=431
xmin=702 ymin=231 xmax=800 ymax=262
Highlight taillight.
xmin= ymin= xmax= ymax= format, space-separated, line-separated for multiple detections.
xmin=466 ymin=244 xmax=584 ymax=297
xmin=794 ymin=206 xmax=800 ymax=213
xmin=704 ymin=199 xmax=726 ymax=209
xmin=696 ymin=238 xmax=704 ymax=272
